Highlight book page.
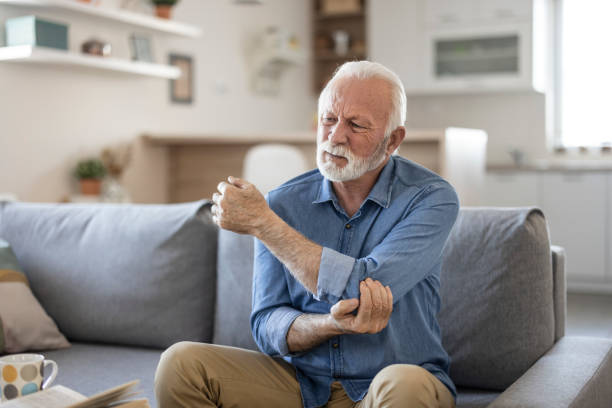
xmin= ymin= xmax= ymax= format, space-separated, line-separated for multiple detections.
xmin=66 ymin=380 xmax=141 ymax=408
xmin=108 ymin=399 xmax=149 ymax=408
xmin=1 ymin=386 xmax=87 ymax=408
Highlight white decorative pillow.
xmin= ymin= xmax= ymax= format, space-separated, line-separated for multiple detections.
xmin=0 ymin=239 xmax=70 ymax=354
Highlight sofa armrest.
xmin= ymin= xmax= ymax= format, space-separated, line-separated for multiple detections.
xmin=489 ymin=336 xmax=612 ymax=408
xmin=551 ymin=245 xmax=566 ymax=341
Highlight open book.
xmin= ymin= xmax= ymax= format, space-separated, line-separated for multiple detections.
xmin=2 ymin=380 xmax=149 ymax=408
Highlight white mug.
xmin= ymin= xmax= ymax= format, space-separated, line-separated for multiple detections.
xmin=0 ymin=354 xmax=58 ymax=401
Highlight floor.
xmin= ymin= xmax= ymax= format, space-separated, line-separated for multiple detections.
xmin=566 ymin=293 xmax=612 ymax=338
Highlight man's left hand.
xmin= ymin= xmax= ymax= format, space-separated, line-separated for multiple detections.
xmin=211 ymin=176 xmax=270 ymax=235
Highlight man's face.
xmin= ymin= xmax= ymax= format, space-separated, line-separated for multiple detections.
xmin=317 ymin=77 xmax=392 ymax=182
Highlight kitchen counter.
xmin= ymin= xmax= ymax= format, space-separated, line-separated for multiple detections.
xmin=488 ymin=159 xmax=612 ymax=172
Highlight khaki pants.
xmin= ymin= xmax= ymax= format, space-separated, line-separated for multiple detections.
xmin=154 ymin=342 xmax=456 ymax=408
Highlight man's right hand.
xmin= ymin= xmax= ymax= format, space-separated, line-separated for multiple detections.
xmin=328 ymin=278 xmax=393 ymax=335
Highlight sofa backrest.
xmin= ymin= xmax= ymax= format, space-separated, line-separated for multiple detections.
xmin=0 ymin=200 xmax=217 ymax=349
xmin=214 ymin=207 xmax=564 ymax=392
xmin=213 ymin=229 xmax=258 ymax=351
xmin=438 ymin=207 xmax=556 ymax=390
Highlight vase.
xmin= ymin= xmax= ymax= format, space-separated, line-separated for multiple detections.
xmin=102 ymin=177 xmax=131 ymax=203
xmin=155 ymin=5 xmax=173 ymax=19
xmin=80 ymin=179 xmax=102 ymax=196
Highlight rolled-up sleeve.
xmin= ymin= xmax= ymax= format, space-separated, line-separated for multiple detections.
xmin=250 ymin=238 xmax=303 ymax=356
xmin=265 ymin=306 xmax=303 ymax=356
xmin=314 ymin=183 xmax=459 ymax=305
xmin=314 ymin=247 xmax=355 ymax=302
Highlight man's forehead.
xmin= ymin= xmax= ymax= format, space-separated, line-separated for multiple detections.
xmin=322 ymin=77 xmax=391 ymax=118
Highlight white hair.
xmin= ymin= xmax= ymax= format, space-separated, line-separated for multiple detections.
xmin=317 ymin=61 xmax=407 ymax=137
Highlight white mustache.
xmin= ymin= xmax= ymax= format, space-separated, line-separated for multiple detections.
xmin=319 ymin=142 xmax=354 ymax=161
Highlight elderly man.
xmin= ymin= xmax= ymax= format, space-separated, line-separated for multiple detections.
xmin=155 ymin=61 xmax=459 ymax=408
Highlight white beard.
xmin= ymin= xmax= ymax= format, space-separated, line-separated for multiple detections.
xmin=317 ymin=137 xmax=389 ymax=182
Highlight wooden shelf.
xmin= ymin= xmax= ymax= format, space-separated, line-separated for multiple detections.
xmin=312 ymin=0 xmax=367 ymax=93
xmin=0 ymin=0 xmax=202 ymax=37
xmin=0 ymin=45 xmax=181 ymax=78
xmin=316 ymin=11 xmax=364 ymax=20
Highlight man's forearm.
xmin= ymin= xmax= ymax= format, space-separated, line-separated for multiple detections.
xmin=255 ymin=210 xmax=322 ymax=294
xmin=286 ymin=313 xmax=342 ymax=353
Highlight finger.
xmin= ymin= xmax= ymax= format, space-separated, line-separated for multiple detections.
xmin=217 ymin=181 xmax=228 ymax=194
xmin=386 ymin=286 xmax=393 ymax=312
xmin=213 ymin=203 xmax=224 ymax=214
xmin=228 ymin=176 xmax=249 ymax=189
xmin=367 ymin=279 xmax=384 ymax=321
xmin=377 ymin=284 xmax=391 ymax=331
xmin=212 ymin=192 xmax=221 ymax=204
xmin=355 ymin=281 xmax=372 ymax=329
xmin=331 ymin=298 xmax=359 ymax=317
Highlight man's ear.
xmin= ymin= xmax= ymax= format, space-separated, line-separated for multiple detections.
xmin=386 ymin=126 xmax=406 ymax=155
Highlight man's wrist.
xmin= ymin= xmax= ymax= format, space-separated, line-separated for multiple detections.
xmin=252 ymin=207 xmax=280 ymax=240
xmin=325 ymin=314 xmax=345 ymax=336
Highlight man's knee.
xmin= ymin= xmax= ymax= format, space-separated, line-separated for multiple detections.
xmin=157 ymin=342 xmax=199 ymax=375
xmin=369 ymin=364 xmax=435 ymax=404
xmin=155 ymin=342 xmax=214 ymax=391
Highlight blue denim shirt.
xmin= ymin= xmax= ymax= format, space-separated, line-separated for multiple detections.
xmin=250 ymin=156 xmax=459 ymax=408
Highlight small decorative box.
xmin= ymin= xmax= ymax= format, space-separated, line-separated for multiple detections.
xmin=320 ymin=0 xmax=362 ymax=15
xmin=5 ymin=15 xmax=68 ymax=50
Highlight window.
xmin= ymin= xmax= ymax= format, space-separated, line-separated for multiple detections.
xmin=554 ymin=0 xmax=612 ymax=148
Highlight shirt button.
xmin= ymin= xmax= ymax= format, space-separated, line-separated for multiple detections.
xmin=333 ymin=343 xmax=339 ymax=348
xmin=345 ymin=224 xmax=351 ymax=229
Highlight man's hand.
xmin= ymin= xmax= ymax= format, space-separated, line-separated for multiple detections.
xmin=211 ymin=176 xmax=271 ymax=235
xmin=328 ymin=278 xmax=393 ymax=334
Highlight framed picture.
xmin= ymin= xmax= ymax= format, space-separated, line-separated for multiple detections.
xmin=129 ymin=34 xmax=154 ymax=62
xmin=169 ymin=53 xmax=194 ymax=104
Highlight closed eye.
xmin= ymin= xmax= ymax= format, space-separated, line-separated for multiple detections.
xmin=322 ymin=117 xmax=337 ymax=124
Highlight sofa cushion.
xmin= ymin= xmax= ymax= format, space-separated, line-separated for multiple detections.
xmin=212 ymin=229 xmax=258 ymax=351
xmin=40 ymin=342 xmax=162 ymax=405
xmin=456 ymin=388 xmax=500 ymax=408
xmin=439 ymin=207 xmax=555 ymax=390
xmin=0 ymin=239 xmax=70 ymax=354
xmin=0 ymin=200 xmax=217 ymax=349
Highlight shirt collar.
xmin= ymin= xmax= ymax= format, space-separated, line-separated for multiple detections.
xmin=313 ymin=156 xmax=395 ymax=209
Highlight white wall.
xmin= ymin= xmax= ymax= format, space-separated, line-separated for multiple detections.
xmin=0 ymin=0 xmax=314 ymax=203
xmin=405 ymin=92 xmax=548 ymax=164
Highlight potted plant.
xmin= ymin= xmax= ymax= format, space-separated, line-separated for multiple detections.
xmin=75 ymin=158 xmax=107 ymax=196
xmin=151 ymin=0 xmax=180 ymax=19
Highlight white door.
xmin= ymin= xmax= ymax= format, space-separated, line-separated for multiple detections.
xmin=538 ymin=172 xmax=607 ymax=281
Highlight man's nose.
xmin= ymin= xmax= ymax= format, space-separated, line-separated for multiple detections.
xmin=328 ymin=121 xmax=349 ymax=145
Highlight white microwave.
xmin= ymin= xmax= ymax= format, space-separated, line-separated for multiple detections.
xmin=421 ymin=22 xmax=546 ymax=93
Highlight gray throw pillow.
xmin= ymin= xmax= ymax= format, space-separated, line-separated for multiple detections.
xmin=439 ymin=207 xmax=555 ymax=390
xmin=0 ymin=200 xmax=217 ymax=349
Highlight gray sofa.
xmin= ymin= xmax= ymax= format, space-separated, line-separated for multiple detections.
xmin=0 ymin=200 xmax=611 ymax=408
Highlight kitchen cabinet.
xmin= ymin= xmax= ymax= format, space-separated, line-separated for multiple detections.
xmin=424 ymin=0 xmax=532 ymax=27
xmin=538 ymin=172 xmax=607 ymax=282
xmin=484 ymin=169 xmax=612 ymax=291
xmin=424 ymin=0 xmax=474 ymax=26
xmin=479 ymin=0 xmax=532 ymax=23
xmin=482 ymin=172 xmax=538 ymax=206
xmin=368 ymin=0 xmax=549 ymax=94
